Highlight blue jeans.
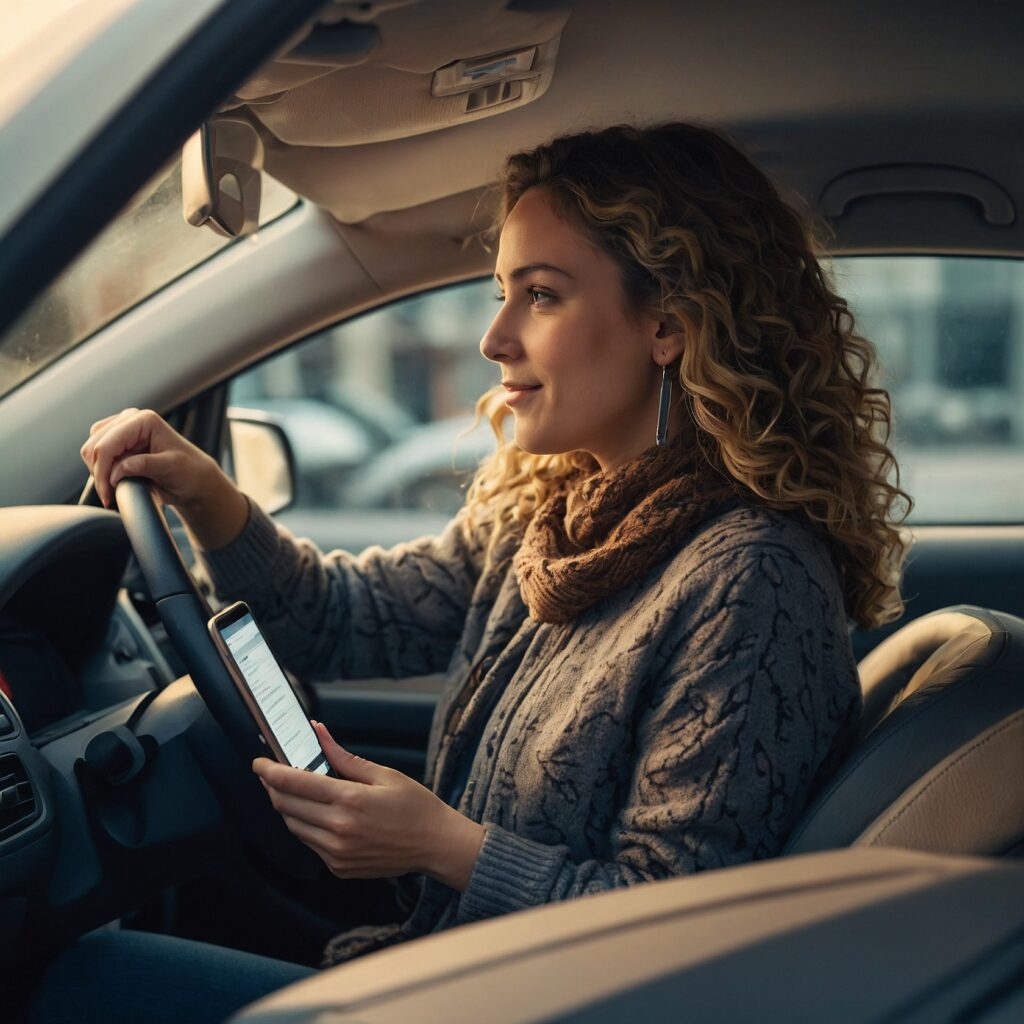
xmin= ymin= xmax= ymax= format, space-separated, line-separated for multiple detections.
xmin=29 ymin=928 xmax=318 ymax=1024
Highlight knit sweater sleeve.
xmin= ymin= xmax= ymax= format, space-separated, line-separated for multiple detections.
xmin=195 ymin=496 xmax=487 ymax=682
xmin=455 ymin=536 xmax=858 ymax=924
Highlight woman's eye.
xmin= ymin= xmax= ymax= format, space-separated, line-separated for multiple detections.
xmin=492 ymin=286 xmax=554 ymax=305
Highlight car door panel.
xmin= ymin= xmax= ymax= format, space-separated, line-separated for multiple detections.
xmin=313 ymin=681 xmax=441 ymax=782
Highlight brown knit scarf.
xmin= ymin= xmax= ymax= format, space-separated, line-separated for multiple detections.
xmin=514 ymin=442 xmax=737 ymax=624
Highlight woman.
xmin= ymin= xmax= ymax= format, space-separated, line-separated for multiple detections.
xmin=44 ymin=122 xmax=908 ymax=1022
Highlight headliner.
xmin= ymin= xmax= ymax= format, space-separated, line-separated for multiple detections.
xmin=228 ymin=0 xmax=1024 ymax=258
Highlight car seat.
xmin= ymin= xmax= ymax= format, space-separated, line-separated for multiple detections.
xmin=784 ymin=605 xmax=1024 ymax=857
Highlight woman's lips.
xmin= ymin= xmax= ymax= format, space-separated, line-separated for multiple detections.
xmin=503 ymin=384 xmax=541 ymax=407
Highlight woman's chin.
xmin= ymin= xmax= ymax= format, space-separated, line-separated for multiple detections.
xmin=512 ymin=424 xmax=545 ymax=455
xmin=513 ymin=429 xmax=572 ymax=458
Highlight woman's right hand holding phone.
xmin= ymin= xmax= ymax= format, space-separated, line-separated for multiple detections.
xmin=80 ymin=408 xmax=250 ymax=550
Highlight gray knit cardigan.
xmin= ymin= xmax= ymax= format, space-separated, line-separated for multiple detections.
xmin=198 ymin=496 xmax=861 ymax=966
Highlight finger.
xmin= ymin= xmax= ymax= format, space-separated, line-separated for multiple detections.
xmin=312 ymin=721 xmax=386 ymax=784
xmin=282 ymin=817 xmax=390 ymax=879
xmin=255 ymin=760 xmax=353 ymax=802
xmin=264 ymin=785 xmax=347 ymax=831
xmin=282 ymin=815 xmax=348 ymax=861
xmin=88 ymin=422 xmax=143 ymax=508
xmin=108 ymin=450 xmax=175 ymax=490
xmin=85 ymin=408 xmax=135 ymax=450
xmin=88 ymin=412 xmax=123 ymax=437
xmin=81 ymin=408 xmax=137 ymax=465
xmin=90 ymin=414 xmax=156 ymax=507
xmin=80 ymin=423 xmax=108 ymax=467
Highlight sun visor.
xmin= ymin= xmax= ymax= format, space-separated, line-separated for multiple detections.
xmin=231 ymin=0 xmax=571 ymax=147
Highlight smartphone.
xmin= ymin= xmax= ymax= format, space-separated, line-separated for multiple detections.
xmin=208 ymin=600 xmax=335 ymax=776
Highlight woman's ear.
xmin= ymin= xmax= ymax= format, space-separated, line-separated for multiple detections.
xmin=652 ymin=315 xmax=685 ymax=365
xmin=654 ymin=317 xmax=683 ymax=339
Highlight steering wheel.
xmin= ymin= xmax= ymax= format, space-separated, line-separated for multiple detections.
xmin=113 ymin=476 xmax=323 ymax=878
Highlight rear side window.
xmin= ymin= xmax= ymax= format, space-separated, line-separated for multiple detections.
xmin=838 ymin=256 xmax=1024 ymax=524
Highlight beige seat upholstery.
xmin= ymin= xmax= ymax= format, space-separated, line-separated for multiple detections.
xmin=785 ymin=606 xmax=1024 ymax=857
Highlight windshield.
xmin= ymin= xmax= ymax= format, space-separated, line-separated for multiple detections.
xmin=0 ymin=160 xmax=297 ymax=399
xmin=0 ymin=0 xmax=136 ymax=127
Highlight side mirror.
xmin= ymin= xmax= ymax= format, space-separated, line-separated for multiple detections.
xmin=226 ymin=408 xmax=296 ymax=515
xmin=182 ymin=119 xmax=263 ymax=238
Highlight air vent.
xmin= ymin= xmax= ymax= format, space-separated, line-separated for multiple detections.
xmin=465 ymin=79 xmax=522 ymax=113
xmin=0 ymin=754 xmax=38 ymax=842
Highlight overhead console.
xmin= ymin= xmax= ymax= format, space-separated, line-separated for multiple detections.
xmin=225 ymin=0 xmax=572 ymax=146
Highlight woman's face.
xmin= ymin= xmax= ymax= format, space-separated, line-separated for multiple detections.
xmin=481 ymin=186 xmax=680 ymax=473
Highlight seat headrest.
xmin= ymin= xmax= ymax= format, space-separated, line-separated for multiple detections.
xmin=858 ymin=608 xmax=999 ymax=737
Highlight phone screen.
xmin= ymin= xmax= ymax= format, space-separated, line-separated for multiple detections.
xmin=218 ymin=611 xmax=329 ymax=775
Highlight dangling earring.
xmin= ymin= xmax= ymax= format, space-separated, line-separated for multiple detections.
xmin=655 ymin=363 xmax=672 ymax=446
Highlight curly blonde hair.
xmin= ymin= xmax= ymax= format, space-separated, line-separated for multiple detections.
xmin=465 ymin=122 xmax=911 ymax=630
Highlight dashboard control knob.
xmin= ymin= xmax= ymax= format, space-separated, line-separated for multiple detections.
xmin=83 ymin=730 xmax=136 ymax=783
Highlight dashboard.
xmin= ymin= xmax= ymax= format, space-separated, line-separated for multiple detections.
xmin=0 ymin=505 xmax=170 ymax=741
xmin=0 ymin=504 xmax=240 ymax=969
xmin=0 ymin=618 xmax=76 ymax=736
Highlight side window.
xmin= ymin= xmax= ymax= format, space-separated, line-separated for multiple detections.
xmin=230 ymin=258 xmax=1024 ymax=540
xmin=837 ymin=256 xmax=1024 ymax=524
xmin=229 ymin=280 xmax=499 ymax=546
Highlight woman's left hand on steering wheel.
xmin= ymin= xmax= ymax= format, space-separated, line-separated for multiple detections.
xmin=253 ymin=722 xmax=486 ymax=892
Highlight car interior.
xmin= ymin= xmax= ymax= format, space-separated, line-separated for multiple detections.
xmin=1 ymin=1 xmax=1023 ymax=1020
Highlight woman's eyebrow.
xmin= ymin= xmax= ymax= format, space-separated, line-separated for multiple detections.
xmin=494 ymin=262 xmax=575 ymax=284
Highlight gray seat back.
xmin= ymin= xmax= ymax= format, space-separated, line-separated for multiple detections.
xmin=785 ymin=605 xmax=1024 ymax=857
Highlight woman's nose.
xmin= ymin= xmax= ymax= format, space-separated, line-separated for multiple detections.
xmin=480 ymin=304 xmax=519 ymax=364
